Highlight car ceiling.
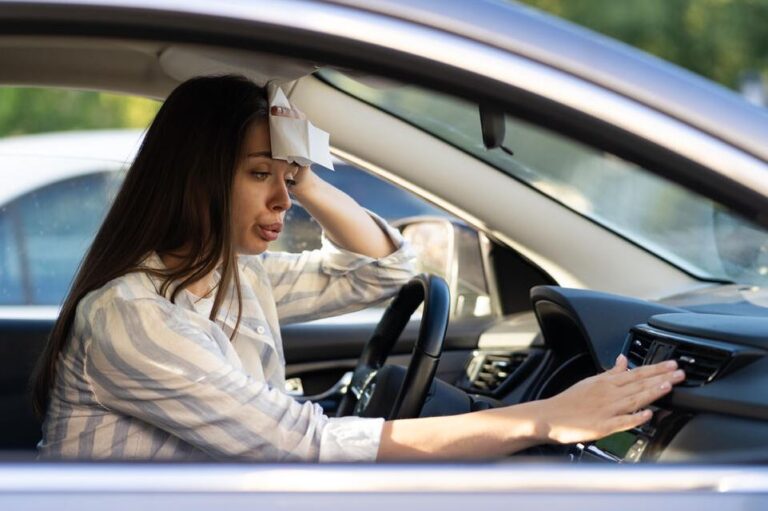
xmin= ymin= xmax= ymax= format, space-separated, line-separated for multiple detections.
xmin=0 ymin=37 xmax=321 ymax=97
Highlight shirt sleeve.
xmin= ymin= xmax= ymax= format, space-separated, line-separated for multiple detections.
xmin=251 ymin=211 xmax=417 ymax=324
xmin=83 ymin=296 xmax=384 ymax=462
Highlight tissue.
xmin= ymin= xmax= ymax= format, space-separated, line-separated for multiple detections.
xmin=267 ymin=83 xmax=335 ymax=170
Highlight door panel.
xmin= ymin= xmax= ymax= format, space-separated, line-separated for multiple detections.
xmin=0 ymin=319 xmax=49 ymax=450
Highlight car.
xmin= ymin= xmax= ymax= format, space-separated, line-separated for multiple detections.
xmin=1 ymin=0 xmax=768 ymax=509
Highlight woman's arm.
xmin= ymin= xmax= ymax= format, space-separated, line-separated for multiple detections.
xmin=377 ymin=355 xmax=684 ymax=460
xmin=251 ymin=165 xmax=415 ymax=324
xmin=291 ymin=167 xmax=397 ymax=258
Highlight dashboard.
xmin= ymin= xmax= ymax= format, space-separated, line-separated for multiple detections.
xmin=459 ymin=285 xmax=768 ymax=463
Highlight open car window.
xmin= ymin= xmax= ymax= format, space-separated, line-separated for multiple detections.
xmin=0 ymin=87 xmax=466 ymax=313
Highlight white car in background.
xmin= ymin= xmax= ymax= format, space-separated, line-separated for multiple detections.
xmin=0 ymin=130 xmax=137 ymax=315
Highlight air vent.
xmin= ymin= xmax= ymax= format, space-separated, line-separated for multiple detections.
xmin=626 ymin=327 xmax=734 ymax=387
xmin=627 ymin=332 xmax=653 ymax=367
xmin=673 ymin=344 xmax=729 ymax=386
xmin=464 ymin=352 xmax=528 ymax=393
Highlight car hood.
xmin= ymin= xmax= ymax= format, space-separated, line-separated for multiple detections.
xmin=661 ymin=284 xmax=768 ymax=317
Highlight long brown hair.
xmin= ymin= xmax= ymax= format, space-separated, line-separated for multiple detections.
xmin=32 ymin=75 xmax=269 ymax=415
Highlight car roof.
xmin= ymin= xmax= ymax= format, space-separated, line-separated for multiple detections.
xmin=0 ymin=129 xmax=143 ymax=161
xmin=0 ymin=129 xmax=142 ymax=205
xmin=323 ymin=0 xmax=768 ymax=163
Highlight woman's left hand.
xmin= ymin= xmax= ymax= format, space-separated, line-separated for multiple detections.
xmin=270 ymin=104 xmax=317 ymax=197
xmin=269 ymin=101 xmax=395 ymax=257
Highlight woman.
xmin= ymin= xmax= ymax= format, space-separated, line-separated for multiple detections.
xmin=34 ymin=75 xmax=684 ymax=461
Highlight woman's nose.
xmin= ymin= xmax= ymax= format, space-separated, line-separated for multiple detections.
xmin=270 ymin=180 xmax=292 ymax=212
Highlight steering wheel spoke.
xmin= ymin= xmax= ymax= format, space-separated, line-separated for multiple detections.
xmin=336 ymin=274 xmax=450 ymax=420
xmin=348 ymin=367 xmax=377 ymax=400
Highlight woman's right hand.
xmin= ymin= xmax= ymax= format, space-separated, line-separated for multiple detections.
xmin=377 ymin=354 xmax=685 ymax=461
xmin=530 ymin=355 xmax=685 ymax=445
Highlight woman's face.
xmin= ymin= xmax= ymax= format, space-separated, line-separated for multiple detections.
xmin=231 ymin=120 xmax=297 ymax=255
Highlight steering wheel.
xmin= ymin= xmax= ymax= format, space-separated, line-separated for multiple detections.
xmin=336 ymin=274 xmax=450 ymax=420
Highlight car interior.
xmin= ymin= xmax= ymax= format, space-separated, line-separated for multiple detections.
xmin=2 ymin=33 xmax=768 ymax=465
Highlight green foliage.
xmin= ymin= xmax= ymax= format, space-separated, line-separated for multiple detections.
xmin=0 ymin=88 xmax=159 ymax=138
xmin=517 ymin=0 xmax=768 ymax=89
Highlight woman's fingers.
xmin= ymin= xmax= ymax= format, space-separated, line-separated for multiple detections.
xmin=618 ymin=369 xmax=685 ymax=399
xmin=605 ymin=409 xmax=654 ymax=434
xmin=541 ymin=353 xmax=686 ymax=445
xmin=611 ymin=358 xmax=679 ymax=386
xmin=270 ymin=105 xmax=307 ymax=120
xmin=605 ymin=358 xmax=685 ymax=414
xmin=613 ymin=371 xmax=681 ymax=414
xmin=608 ymin=354 xmax=629 ymax=374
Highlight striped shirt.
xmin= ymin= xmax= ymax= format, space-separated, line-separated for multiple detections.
xmin=38 ymin=214 xmax=415 ymax=462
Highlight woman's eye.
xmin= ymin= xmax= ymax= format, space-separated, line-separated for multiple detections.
xmin=285 ymin=178 xmax=297 ymax=188
xmin=250 ymin=171 xmax=270 ymax=180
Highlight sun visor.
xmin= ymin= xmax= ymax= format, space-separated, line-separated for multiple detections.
xmin=159 ymin=46 xmax=319 ymax=85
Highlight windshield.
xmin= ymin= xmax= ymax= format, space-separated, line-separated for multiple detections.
xmin=320 ymin=69 xmax=768 ymax=287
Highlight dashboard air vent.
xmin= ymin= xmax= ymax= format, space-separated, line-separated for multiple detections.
xmin=674 ymin=344 xmax=729 ymax=386
xmin=465 ymin=352 xmax=528 ymax=393
xmin=627 ymin=332 xmax=653 ymax=367
xmin=626 ymin=327 xmax=735 ymax=387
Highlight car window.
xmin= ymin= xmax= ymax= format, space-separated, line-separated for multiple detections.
xmin=320 ymin=68 xmax=768 ymax=287
xmin=0 ymin=86 xmax=155 ymax=309
xmin=0 ymin=132 xmax=456 ymax=309
xmin=0 ymin=88 xmax=485 ymax=318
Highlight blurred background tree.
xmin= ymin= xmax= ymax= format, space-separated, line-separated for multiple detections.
xmin=518 ymin=0 xmax=768 ymax=91
xmin=0 ymin=88 xmax=159 ymax=138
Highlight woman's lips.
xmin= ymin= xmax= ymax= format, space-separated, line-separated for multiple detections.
xmin=257 ymin=223 xmax=282 ymax=242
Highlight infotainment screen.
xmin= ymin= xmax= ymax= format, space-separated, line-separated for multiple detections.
xmin=594 ymin=431 xmax=636 ymax=459
xmin=592 ymin=429 xmax=651 ymax=462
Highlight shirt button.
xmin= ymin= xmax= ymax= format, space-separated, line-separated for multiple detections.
xmin=256 ymin=326 xmax=266 ymax=335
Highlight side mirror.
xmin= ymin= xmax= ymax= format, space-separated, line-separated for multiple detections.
xmin=397 ymin=217 xmax=497 ymax=320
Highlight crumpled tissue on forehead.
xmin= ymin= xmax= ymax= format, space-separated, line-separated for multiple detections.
xmin=267 ymin=83 xmax=334 ymax=170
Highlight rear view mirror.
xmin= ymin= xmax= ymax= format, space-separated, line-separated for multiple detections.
xmin=398 ymin=218 xmax=496 ymax=320
xmin=479 ymin=105 xmax=505 ymax=149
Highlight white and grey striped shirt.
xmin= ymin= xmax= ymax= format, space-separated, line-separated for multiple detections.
xmin=38 ymin=214 xmax=415 ymax=462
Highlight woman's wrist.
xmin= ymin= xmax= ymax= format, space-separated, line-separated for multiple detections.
xmin=290 ymin=166 xmax=323 ymax=204
xmin=480 ymin=402 xmax=551 ymax=454
xmin=521 ymin=398 xmax=557 ymax=444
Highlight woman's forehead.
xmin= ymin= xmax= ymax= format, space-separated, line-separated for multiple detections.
xmin=242 ymin=120 xmax=271 ymax=155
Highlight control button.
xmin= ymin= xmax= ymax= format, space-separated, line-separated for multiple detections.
xmin=625 ymin=437 xmax=648 ymax=462
xmin=256 ymin=326 xmax=266 ymax=334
